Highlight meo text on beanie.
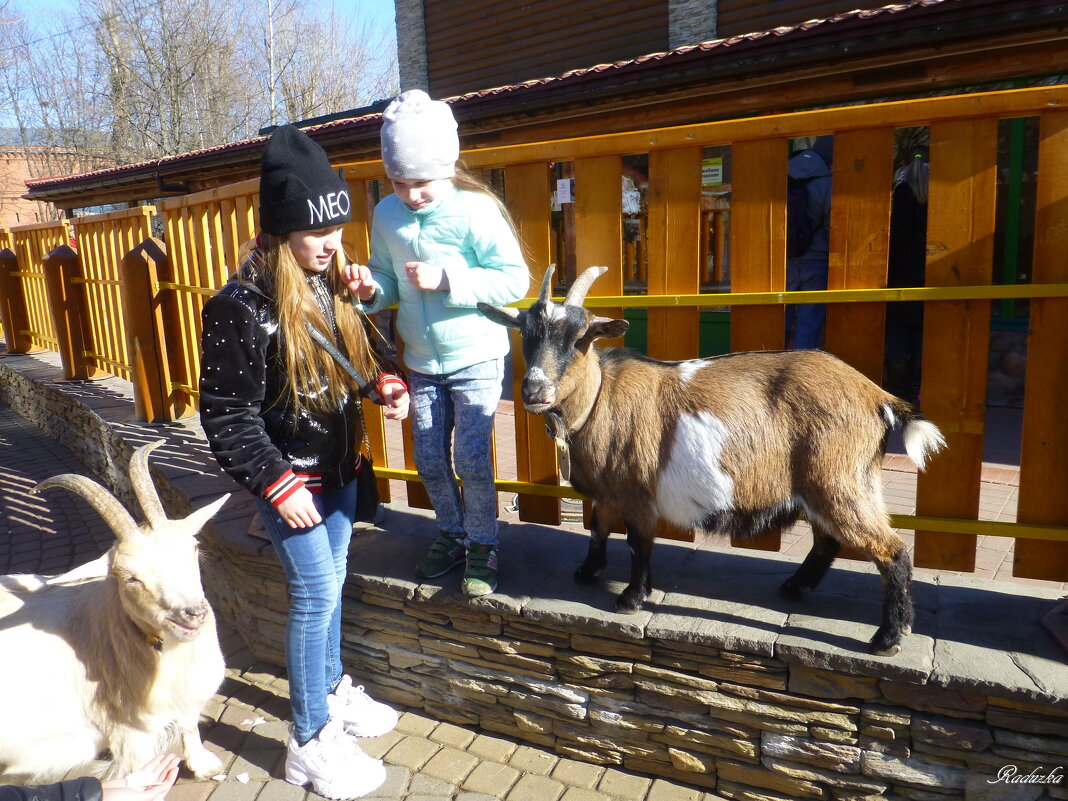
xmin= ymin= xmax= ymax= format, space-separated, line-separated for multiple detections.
xmin=259 ymin=124 xmax=351 ymax=235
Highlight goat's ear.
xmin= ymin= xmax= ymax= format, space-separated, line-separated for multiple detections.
xmin=181 ymin=493 xmax=230 ymax=535
xmin=477 ymin=302 xmax=525 ymax=330
xmin=576 ymin=316 xmax=629 ymax=352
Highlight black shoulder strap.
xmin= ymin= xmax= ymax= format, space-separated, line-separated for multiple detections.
xmin=305 ymin=322 xmax=382 ymax=404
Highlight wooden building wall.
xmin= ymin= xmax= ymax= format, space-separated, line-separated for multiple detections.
xmin=424 ymin=0 xmax=667 ymax=99
xmin=716 ymin=0 xmax=879 ymax=37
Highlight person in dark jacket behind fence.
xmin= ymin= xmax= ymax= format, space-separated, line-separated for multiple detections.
xmin=198 ymin=124 xmax=409 ymax=800
xmin=785 ymin=135 xmax=834 ymax=350
xmin=884 ymin=146 xmax=930 ymax=404
xmin=0 ymin=754 xmax=179 ymax=801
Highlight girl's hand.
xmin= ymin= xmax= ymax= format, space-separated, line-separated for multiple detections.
xmin=342 ymin=262 xmax=377 ymax=301
xmin=102 ymin=753 xmax=180 ymax=801
xmin=404 ymin=261 xmax=449 ymax=291
xmin=276 ymin=486 xmax=322 ymax=528
xmin=381 ymin=384 xmax=410 ymax=421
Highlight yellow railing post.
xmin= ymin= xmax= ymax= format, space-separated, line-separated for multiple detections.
xmin=42 ymin=245 xmax=97 ymax=380
xmin=0 ymin=248 xmax=37 ymax=354
xmin=505 ymin=161 xmax=561 ymax=525
xmin=120 ymin=238 xmax=175 ymax=423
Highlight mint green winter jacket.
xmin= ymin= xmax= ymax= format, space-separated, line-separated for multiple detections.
xmin=360 ymin=183 xmax=529 ymax=375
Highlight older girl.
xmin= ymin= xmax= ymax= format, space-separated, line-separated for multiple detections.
xmin=200 ymin=125 xmax=408 ymax=800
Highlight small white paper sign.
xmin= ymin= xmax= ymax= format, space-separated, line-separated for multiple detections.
xmin=556 ymin=178 xmax=572 ymax=204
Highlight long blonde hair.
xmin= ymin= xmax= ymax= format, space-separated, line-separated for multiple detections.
xmin=265 ymin=235 xmax=381 ymax=419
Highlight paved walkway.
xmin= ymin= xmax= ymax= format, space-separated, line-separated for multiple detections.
xmin=0 ymin=400 xmax=720 ymax=801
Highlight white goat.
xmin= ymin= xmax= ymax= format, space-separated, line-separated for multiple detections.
xmin=479 ymin=266 xmax=945 ymax=655
xmin=0 ymin=441 xmax=229 ymax=781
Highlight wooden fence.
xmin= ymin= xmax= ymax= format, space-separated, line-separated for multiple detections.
xmin=1 ymin=84 xmax=1067 ymax=580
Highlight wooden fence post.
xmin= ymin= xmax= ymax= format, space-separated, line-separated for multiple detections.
xmin=120 ymin=238 xmax=176 ymax=423
xmin=0 ymin=248 xmax=35 ymax=353
xmin=42 ymin=245 xmax=96 ymax=379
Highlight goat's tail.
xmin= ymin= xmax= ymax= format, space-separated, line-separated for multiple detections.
xmin=883 ymin=398 xmax=946 ymax=472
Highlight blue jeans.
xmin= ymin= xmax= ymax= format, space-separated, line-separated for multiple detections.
xmin=786 ymin=258 xmax=828 ymax=350
xmin=256 ymin=480 xmax=356 ymax=743
xmin=410 ymin=358 xmax=503 ymax=546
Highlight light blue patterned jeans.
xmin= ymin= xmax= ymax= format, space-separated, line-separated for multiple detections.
xmin=410 ymin=357 xmax=504 ymax=546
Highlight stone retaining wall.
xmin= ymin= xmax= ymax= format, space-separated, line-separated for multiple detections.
xmin=2 ymin=348 xmax=1066 ymax=801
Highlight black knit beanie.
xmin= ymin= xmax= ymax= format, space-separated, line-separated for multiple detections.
xmin=259 ymin=124 xmax=351 ymax=235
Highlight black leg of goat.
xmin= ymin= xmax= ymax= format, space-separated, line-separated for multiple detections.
xmin=869 ymin=546 xmax=913 ymax=655
xmin=779 ymin=533 xmax=840 ymax=600
xmin=616 ymin=523 xmax=653 ymax=614
xmin=575 ymin=505 xmax=610 ymax=584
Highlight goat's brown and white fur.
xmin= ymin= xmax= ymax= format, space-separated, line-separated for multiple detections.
xmin=479 ymin=266 xmax=945 ymax=655
xmin=0 ymin=441 xmax=229 ymax=782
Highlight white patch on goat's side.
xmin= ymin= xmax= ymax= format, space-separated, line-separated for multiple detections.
xmin=677 ymin=360 xmax=705 ymax=384
xmin=655 ymin=412 xmax=734 ymax=528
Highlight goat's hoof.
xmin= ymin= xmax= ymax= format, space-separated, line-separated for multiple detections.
xmin=574 ymin=566 xmax=601 ymax=585
xmin=184 ymin=748 xmax=223 ymax=778
xmin=778 ymin=579 xmax=809 ymax=601
xmin=868 ymin=627 xmax=904 ymax=656
xmin=614 ymin=593 xmax=645 ymax=615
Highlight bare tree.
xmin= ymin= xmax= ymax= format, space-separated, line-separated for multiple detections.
xmin=0 ymin=0 xmax=398 ymax=173
xmin=254 ymin=0 xmax=398 ymax=126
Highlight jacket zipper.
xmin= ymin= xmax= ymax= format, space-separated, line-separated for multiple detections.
xmin=413 ymin=214 xmax=444 ymax=372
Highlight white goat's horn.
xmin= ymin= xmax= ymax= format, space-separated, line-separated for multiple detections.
xmin=565 ymin=266 xmax=609 ymax=307
xmin=32 ymin=474 xmax=140 ymax=541
xmin=130 ymin=441 xmax=167 ymax=527
xmin=181 ymin=493 xmax=230 ymax=535
xmin=537 ymin=264 xmax=557 ymax=304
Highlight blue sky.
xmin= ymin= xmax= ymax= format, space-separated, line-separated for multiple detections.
xmin=15 ymin=0 xmax=397 ymax=40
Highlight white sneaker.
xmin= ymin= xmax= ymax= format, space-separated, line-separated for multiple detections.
xmin=328 ymin=675 xmax=400 ymax=737
xmin=285 ymin=717 xmax=386 ymax=799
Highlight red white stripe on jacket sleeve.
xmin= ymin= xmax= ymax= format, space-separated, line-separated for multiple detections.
xmin=265 ymin=470 xmax=305 ymax=507
xmin=375 ymin=373 xmax=407 ymax=397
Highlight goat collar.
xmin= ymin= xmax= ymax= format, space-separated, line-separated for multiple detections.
xmin=129 ymin=618 xmax=163 ymax=651
xmin=544 ymin=370 xmax=602 ymax=483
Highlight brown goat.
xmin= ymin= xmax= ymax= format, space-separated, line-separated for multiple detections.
xmin=479 ymin=266 xmax=945 ymax=655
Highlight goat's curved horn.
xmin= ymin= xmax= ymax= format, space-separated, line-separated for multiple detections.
xmin=129 ymin=441 xmax=167 ymax=527
xmin=32 ymin=474 xmax=139 ymax=541
xmin=181 ymin=493 xmax=230 ymax=536
xmin=537 ymin=264 xmax=557 ymax=304
xmin=565 ymin=266 xmax=608 ymax=307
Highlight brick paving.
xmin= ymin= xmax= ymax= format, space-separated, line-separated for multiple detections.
xmin=0 ymin=399 xmax=723 ymax=801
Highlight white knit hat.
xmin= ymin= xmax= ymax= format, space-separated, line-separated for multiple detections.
xmin=380 ymin=90 xmax=459 ymax=180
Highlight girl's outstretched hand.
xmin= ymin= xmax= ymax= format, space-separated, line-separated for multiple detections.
xmin=342 ymin=262 xmax=377 ymax=301
xmin=101 ymin=753 xmax=181 ymax=801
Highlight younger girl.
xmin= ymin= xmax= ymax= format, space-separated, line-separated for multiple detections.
xmin=344 ymin=90 xmax=528 ymax=598
xmin=200 ymin=124 xmax=408 ymax=800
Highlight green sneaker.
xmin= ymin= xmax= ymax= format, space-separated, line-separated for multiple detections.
xmin=416 ymin=531 xmax=467 ymax=579
xmin=462 ymin=544 xmax=499 ymax=597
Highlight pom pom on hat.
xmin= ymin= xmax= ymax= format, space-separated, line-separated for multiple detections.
xmin=259 ymin=124 xmax=351 ymax=235
xmin=380 ymin=90 xmax=459 ymax=180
